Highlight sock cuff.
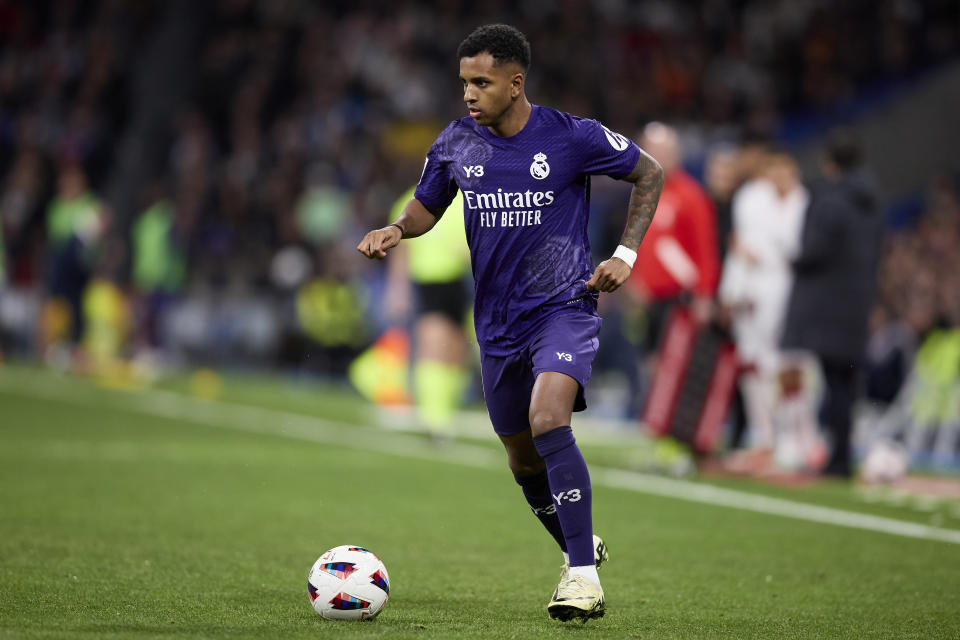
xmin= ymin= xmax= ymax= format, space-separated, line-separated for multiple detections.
xmin=533 ymin=425 xmax=575 ymax=458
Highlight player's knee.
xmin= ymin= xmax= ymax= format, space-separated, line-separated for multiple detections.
xmin=529 ymin=408 xmax=567 ymax=437
xmin=504 ymin=444 xmax=544 ymax=477
xmin=509 ymin=457 xmax=546 ymax=478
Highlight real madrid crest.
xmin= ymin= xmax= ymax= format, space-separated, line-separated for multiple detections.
xmin=529 ymin=152 xmax=550 ymax=180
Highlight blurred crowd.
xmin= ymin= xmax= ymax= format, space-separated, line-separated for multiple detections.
xmin=1 ymin=0 xmax=959 ymax=470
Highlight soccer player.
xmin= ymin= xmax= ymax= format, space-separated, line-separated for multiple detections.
xmin=358 ymin=24 xmax=663 ymax=622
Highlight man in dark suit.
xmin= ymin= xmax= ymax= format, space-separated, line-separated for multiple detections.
xmin=780 ymin=130 xmax=884 ymax=478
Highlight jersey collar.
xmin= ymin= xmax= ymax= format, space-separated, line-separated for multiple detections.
xmin=474 ymin=104 xmax=540 ymax=143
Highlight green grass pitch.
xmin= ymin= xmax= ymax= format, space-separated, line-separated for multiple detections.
xmin=1 ymin=364 xmax=959 ymax=639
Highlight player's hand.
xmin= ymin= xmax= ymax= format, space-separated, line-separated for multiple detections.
xmin=691 ymin=296 xmax=714 ymax=326
xmin=585 ymin=257 xmax=632 ymax=293
xmin=357 ymin=226 xmax=403 ymax=260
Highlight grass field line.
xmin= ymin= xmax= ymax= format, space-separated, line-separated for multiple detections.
xmin=596 ymin=468 xmax=960 ymax=544
xmin=3 ymin=370 xmax=960 ymax=546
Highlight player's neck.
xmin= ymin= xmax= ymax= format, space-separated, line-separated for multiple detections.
xmin=487 ymin=98 xmax=532 ymax=138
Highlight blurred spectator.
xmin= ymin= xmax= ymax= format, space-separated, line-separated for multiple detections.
xmin=862 ymin=175 xmax=960 ymax=471
xmin=295 ymin=164 xmax=351 ymax=246
xmin=704 ymin=136 xmax=767 ymax=451
xmin=900 ymin=327 xmax=960 ymax=466
xmin=703 ymin=144 xmax=739 ymax=262
xmin=81 ymin=264 xmax=130 ymax=374
xmin=288 ymin=244 xmax=369 ymax=375
xmin=865 ymin=304 xmax=917 ymax=406
xmin=383 ymin=187 xmax=472 ymax=438
xmin=41 ymin=163 xmax=107 ymax=359
xmin=0 ymin=151 xmax=47 ymax=277
xmin=719 ymin=148 xmax=814 ymax=472
xmin=628 ymin=122 xmax=719 ymax=352
xmin=780 ymin=130 xmax=884 ymax=478
xmin=130 ymin=184 xmax=186 ymax=359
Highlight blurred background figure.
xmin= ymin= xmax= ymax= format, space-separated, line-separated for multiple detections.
xmin=383 ymin=188 xmax=472 ymax=440
xmin=129 ymin=182 xmax=186 ymax=370
xmin=627 ymin=122 xmax=722 ymax=468
xmin=864 ymin=177 xmax=960 ymax=477
xmin=779 ymin=130 xmax=884 ymax=479
xmin=703 ymin=144 xmax=740 ymax=264
xmin=703 ymin=141 xmax=751 ymax=453
xmin=40 ymin=163 xmax=108 ymax=367
xmin=627 ymin=122 xmax=720 ymax=360
xmin=292 ymin=244 xmax=369 ymax=375
xmin=719 ymin=148 xmax=815 ymax=474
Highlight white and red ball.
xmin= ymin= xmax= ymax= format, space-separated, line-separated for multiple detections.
xmin=861 ymin=441 xmax=909 ymax=484
xmin=307 ymin=545 xmax=390 ymax=621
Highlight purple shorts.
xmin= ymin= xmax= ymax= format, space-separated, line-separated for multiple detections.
xmin=480 ymin=310 xmax=602 ymax=436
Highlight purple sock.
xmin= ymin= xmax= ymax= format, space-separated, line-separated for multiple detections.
xmin=533 ymin=426 xmax=593 ymax=567
xmin=515 ymin=469 xmax=567 ymax=552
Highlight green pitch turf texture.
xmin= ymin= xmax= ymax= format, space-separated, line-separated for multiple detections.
xmin=1 ymin=364 xmax=958 ymax=639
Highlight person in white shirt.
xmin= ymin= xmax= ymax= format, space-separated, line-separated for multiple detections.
xmin=719 ymin=148 xmax=813 ymax=471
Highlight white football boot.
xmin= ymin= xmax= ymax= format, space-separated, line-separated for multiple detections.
xmin=549 ymin=535 xmax=608 ymax=622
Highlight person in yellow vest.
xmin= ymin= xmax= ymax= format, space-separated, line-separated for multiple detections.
xmin=41 ymin=164 xmax=107 ymax=360
xmin=385 ymin=186 xmax=472 ymax=438
xmin=130 ymin=189 xmax=186 ymax=354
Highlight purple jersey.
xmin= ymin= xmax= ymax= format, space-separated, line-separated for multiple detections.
xmin=414 ymin=105 xmax=640 ymax=356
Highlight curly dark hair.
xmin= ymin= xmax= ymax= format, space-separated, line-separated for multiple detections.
xmin=457 ymin=24 xmax=531 ymax=70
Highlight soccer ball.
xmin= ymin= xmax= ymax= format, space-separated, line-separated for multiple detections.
xmin=307 ymin=545 xmax=390 ymax=620
xmin=860 ymin=440 xmax=909 ymax=484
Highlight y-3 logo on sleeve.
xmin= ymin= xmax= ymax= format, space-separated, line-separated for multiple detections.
xmin=556 ymin=351 xmax=574 ymax=363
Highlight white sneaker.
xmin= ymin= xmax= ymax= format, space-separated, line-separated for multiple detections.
xmin=547 ymin=574 xmax=605 ymax=622
xmin=552 ymin=535 xmax=608 ymax=621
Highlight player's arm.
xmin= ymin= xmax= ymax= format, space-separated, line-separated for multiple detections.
xmin=586 ymin=149 xmax=664 ymax=292
xmin=357 ymin=198 xmax=445 ymax=260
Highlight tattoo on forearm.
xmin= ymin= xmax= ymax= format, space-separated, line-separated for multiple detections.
xmin=620 ymin=152 xmax=664 ymax=251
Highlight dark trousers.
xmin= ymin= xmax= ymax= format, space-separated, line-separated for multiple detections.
xmin=820 ymin=358 xmax=860 ymax=477
xmin=644 ymin=295 xmax=685 ymax=354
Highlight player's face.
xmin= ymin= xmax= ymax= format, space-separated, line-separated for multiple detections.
xmin=459 ymin=52 xmax=522 ymax=127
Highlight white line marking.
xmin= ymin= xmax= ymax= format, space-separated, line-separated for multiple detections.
xmin=2 ymin=370 xmax=959 ymax=545
xmin=595 ymin=468 xmax=960 ymax=545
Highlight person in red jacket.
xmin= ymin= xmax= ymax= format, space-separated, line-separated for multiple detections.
xmin=627 ymin=122 xmax=720 ymax=354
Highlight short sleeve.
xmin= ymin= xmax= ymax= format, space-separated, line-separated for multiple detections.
xmin=413 ymin=138 xmax=458 ymax=212
xmin=576 ymin=119 xmax=641 ymax=179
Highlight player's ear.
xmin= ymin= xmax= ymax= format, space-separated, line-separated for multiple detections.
xmin=511 ymin=72 xmax=524 ymax=98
